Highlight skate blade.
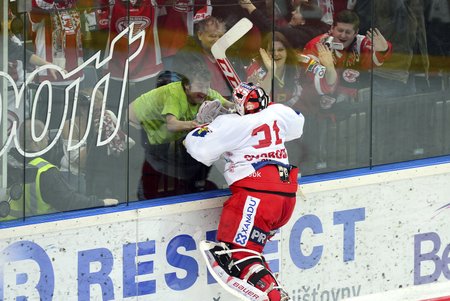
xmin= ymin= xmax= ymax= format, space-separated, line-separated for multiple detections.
xmin=199 ymin=240 xmax=269 ymax=301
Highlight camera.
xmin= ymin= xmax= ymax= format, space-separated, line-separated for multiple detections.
xmin=322 ymin=36 xmax=344 ymax=51
xmin=323 ymin=36 xmax=334 ymax=49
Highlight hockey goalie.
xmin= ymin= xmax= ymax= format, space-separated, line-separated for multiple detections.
xmin=184 ymin=82 xmax=305 ymax=301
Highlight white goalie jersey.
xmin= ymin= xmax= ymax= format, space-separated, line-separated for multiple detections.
xmin=184 ymin=103 xmax=305 ymax=185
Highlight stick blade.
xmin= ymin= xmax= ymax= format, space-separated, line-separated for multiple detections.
xmin=211 ymin=17 xmax=253 ymax=59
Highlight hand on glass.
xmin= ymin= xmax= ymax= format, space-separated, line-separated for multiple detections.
xmin=366 ymin=28 xmax=389 ymax=52
xmin=259 ymin=48 xmax=275 ymax=73
xmin=316 ymin=43 xmax=334 ymax=68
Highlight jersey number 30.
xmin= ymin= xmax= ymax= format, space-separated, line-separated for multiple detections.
xmin=252 ymin=121 xmax=282 ymax=149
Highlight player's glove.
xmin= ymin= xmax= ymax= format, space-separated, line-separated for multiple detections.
xmin=196 ymin=99 xmax=230 ymax=124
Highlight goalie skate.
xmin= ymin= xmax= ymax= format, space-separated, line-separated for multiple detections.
xmin=199 ymin=240 xmax=290 ymax=301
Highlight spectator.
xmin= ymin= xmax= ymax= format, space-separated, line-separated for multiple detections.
xmin=28 ymin=0 xmax=85 ymax=129
xmin=184 ymin=82 xmax=305 ymax=301
xmin=299 ymin=10 xmax=391 ymax=169
xmin=172 ymin=16 xmax=233 ymax=98
xmin=246 ymin=31 xmax=302 ymax=107
xmin=128 ymin=63 xmax=233 ymax=199
xmin=246 ymin=31 xmax=305 ymax=170
xmin=238 ymin=0 xmax=330 ymax=50
xmin=301 ymin=10 xmax=392 ymax=112
xmin=0 ymin=119 xmax=118 ymax=221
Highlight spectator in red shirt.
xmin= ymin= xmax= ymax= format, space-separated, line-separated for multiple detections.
xmin=300 ymin=10 xmax=392 ymax=113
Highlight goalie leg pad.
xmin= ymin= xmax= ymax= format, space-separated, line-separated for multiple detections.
xmin=199 ymin=240 xmax=290 ymax=301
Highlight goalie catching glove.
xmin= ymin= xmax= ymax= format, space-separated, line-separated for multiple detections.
xmin=196 ymin=99 xmax=232 ymax=124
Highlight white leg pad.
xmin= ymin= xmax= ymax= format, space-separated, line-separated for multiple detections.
xmin=199 ymin=240 xmax=270 ymax=301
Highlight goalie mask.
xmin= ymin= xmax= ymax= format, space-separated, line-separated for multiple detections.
xmin=232 ymin=82 xmax=270 ymax=115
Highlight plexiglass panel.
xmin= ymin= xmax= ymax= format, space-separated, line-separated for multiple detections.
xmin=1 ymin=0 xmax=450 ymax=221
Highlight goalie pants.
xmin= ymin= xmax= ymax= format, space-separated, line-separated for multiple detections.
xmin=217 ymin=165 xmax=298 ymax=254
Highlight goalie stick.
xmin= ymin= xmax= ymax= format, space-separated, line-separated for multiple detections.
xmin=211 ymin=18 xmax=253 ymax=89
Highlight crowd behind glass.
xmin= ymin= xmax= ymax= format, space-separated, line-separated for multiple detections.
xmin=0 ymin=0 xmax=449 ymax=221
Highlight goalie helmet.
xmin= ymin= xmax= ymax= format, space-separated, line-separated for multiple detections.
xmin=232 ymin=82 xmax=270 ymax=116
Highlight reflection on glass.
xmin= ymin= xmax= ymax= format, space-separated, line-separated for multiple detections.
xmin=1 ymin=0 xmax=450 ymax=221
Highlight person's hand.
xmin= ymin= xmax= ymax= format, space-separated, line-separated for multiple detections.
xmin=103 ymin=198 xmax=118 ymax=206
xmin=190 ymin=120 xmax=200 ymax=129
xmin=366 ymin=28 xmax=389 ymax=52
xmin=289 ymin=9 xmax=305 ymax=26
xmin=239 ymin=0 xmax=256 ymax=13
xmin=316 ymin=43 xmax=334 ymax=68
xmin=259 ymin=48 xmax=273 ymax=72
xmin=239 ymin=0 xmax=253 ymax=6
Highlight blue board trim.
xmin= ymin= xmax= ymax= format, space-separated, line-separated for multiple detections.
xmin=301 ymin=155 xmax=450 ymax=184
xmin=2 ymin=155 xmax=449 ymax=230
xmin=0 ymin=189 xmax=231 ymax=230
